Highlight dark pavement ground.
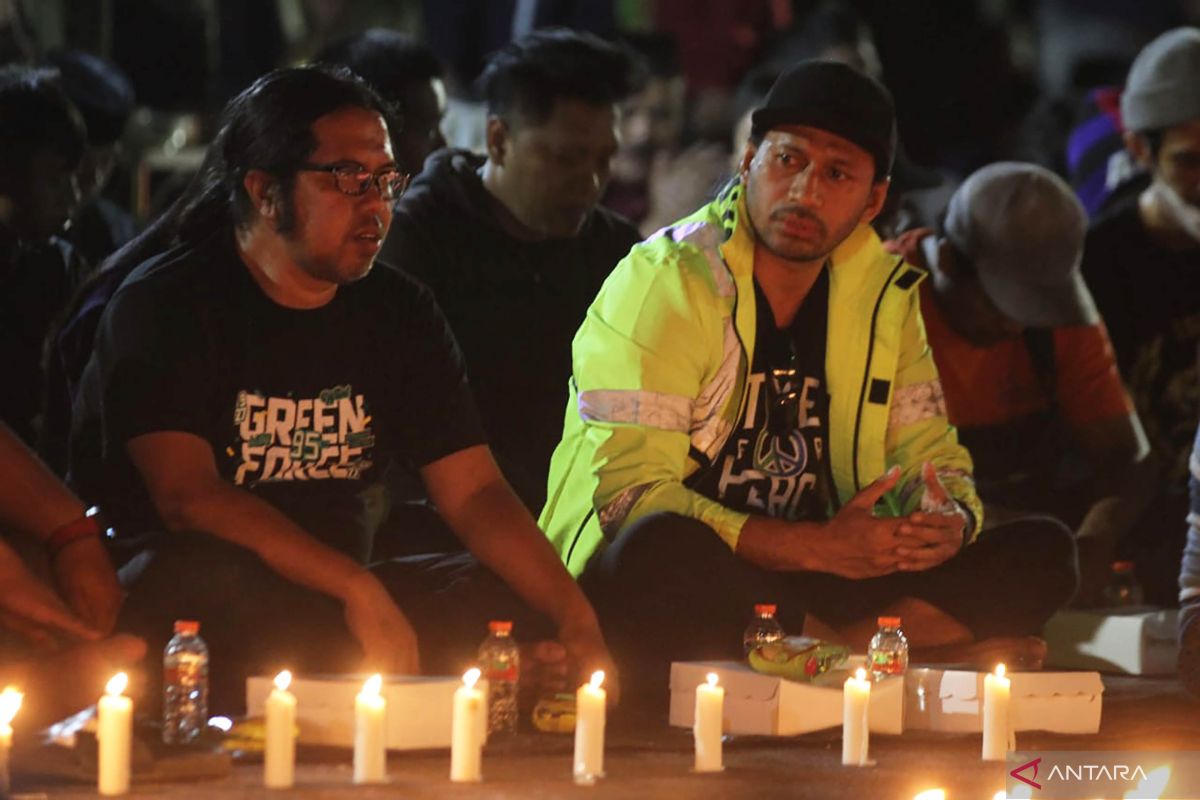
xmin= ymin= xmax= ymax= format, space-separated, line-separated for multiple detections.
xmin=10 ymin=676 xmax=1200 ymax=799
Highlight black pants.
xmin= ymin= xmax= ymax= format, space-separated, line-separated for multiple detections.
xmin=117 ymin=533 xmax=555 ymax=715
xmin=580 ymin=512 xmax=1079 ymax=695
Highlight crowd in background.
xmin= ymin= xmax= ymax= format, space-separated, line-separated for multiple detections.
xmin=0 ymin=0 xmax=1198 ymax=718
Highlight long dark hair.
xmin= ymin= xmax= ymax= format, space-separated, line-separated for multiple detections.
xmin=99 ymin=63 xmax=395 ymax=282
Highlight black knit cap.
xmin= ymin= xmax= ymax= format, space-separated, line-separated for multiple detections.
xmin=751 ymin=60 xmax=896 ymax=179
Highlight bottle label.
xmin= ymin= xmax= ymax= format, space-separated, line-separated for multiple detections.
xmin=869 ymin=650 xmax=904 ymax=674
xmin=484 ymin=665 xmax=518 ymax=682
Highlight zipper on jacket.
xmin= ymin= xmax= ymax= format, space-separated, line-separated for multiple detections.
xmin=850 ymin=255 xmax=907 ymax=491
xmin=565 ymin=508 xmax=595 ymax=571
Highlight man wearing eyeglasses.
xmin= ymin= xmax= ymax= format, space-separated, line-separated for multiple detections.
xmin=541 ymin=61 xmax=1079 ymax=694
xmin=69 ymin=66 xmax=616 ymax=711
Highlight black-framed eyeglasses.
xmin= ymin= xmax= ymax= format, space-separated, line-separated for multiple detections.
xmin=297 ymin=161 xmax=411 ymax=199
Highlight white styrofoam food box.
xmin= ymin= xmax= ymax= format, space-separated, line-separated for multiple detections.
xmin=246 ymin=673 xmax=461 ymax=750
xmin=669 ymin=659 xmax=903 ymax=737
xmin=1043 ymin=607 xmax=1178 ymax=675
xmin=904 ymin=668 xmax=1103 ymax=734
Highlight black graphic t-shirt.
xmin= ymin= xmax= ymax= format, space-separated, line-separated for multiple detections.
xmin=690 ymin=270 xmax=833 ymax=521
xmin=1083 ymin=197 xmax=1200 ymax=487
xmin=70 ymin=232 xmax=486 ymax=562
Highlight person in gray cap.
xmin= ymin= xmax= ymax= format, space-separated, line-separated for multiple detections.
xmin=1081 ymin=27 xmax=1200 ymax=614
xmin=541 ymin=61 xmax=1077 ymax=695
xmin=889 ymin=162 xmax=1153 ymax=607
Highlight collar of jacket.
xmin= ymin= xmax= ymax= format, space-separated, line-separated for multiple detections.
xmin=708 ymin=177 xmax=921 ymax=373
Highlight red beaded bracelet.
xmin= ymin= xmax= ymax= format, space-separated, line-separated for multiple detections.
xmin=45 ymin=509 xmax=103 ymax=555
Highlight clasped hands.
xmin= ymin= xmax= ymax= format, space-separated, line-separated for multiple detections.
xmin=815 ymin=461 xmax=968 ymax=579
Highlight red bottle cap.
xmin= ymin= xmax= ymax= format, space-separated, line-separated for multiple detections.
xmin=754 ymin=604 xmax=777 ymax=616
xmin=1111 ymin=561 xmax=1135 ymax=573
xmin=488 ymin=620 xmax=513 ymax=634
xmin=174 ymin=620 xmax=200 ymax=636
xmin=877 ymin=616 xmax=902 ymax=628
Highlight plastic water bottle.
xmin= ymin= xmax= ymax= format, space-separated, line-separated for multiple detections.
xmin=867 ymin=616 xmax=909 ymax=680
xmin=1104 ymin=561 xmax=1145 ymax=607
xmin=162 ymin=620 xmax=209 ymax=744
xmin=743 ymin=603 xmax=785 ymax=655
xmin=478 ymin=620 xmax=519 ymax=736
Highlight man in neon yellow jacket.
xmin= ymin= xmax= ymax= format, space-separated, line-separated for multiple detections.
xmin=541 ymin=61 xmax=1077 ymax=690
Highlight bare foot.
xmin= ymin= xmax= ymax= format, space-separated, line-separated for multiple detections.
xmin=6 ymin=634 xmax=147 ymax=730
xmin=911 ymin=635 xmax=1048 ymax=671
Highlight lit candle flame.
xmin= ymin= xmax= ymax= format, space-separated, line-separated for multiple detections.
xmin=855 ymin=667 xmax=867 ymax=682
xmin=912 ymin=790 xmax=946 ymax=800
xmin=706 ymin=672 xmax=719 ymax=687
xmin=1124 ymin=765 xmax=1170 ymax=799
xmin=363 ymin=673 xmax=382 ymax=698
xmin=463 ymin=667 xmax=481 ymax=689
xmin=105 ymin=672 xmax=128 ymax=697
xmin=995 ymin=663 xmax=1006 ymax=679
xmin=274 ymin=670 xmax=292 ymax=692
xmin=589 ymin=670 xmax=605 ymax=690
xmin=0 ymin=687 xmax=23 ymax=726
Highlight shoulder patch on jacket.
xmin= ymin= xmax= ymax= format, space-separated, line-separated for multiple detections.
xmin=893 ymin=267 xmax=924 ymax=290
xmin=868 ymin=378 xmax=891 ymax=405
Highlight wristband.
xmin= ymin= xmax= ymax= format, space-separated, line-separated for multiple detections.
xmin=45 ymin=506 xmax=105 ymax=555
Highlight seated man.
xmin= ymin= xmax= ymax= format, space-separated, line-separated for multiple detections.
xmin=0 ymin=66 xmax=88 ymax=448
xmin=69 ymin=65 xmax=613 ymax=712
xmin=1084 ymin=28 xmax=1200 ymax=605
xmin=0 ymin=421 xmax=143 ymax=729
xmin=540 ymin=61 xmax=1077 ymax=693
xmin=383 ymin=30 xmax=642 ymax=513
xmin=887 ymin=163 xmax=1154 ymax=606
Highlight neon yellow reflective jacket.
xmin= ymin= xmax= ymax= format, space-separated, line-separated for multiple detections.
xmin=540 ymin=181 xmax=982 ymax=577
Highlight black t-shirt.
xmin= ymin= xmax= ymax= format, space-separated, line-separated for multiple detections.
xmin=0 ymin=232 xmax=88 ymax=447
xmin=689 ymin=270 xmax=833 ymax=521
xmin=1083 ymin=197 xmax=1200 ymax=486
xmin=69 ymin=232 xmax=486 ymax=563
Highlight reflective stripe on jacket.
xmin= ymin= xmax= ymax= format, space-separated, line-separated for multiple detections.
xmin=540 ymin=180 xmax=982 ymax=577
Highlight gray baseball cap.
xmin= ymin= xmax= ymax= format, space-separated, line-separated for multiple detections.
xmin=1122 ymin=27 xmax=1200 ymax=133
xmin=942 ymin=162 xmax=1098 ymax=329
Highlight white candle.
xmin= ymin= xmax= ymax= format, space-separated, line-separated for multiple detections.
xmin=842 ymin=667 xmax=871 ymax=766
xmin=0 ymin=686 xmax=23 ymax=796
xmin=450 ymin=668 xmax=484 ymax=783
xmin=982 ymin=663 xmax=1011 ymax=761
xmin=573 ymin=670 xmax=606 ymax=785
xmin=693 ymin=672 xmax=724 ymax=772
xmin=354 ymin=674 xmax=387 ymax=784
xmin=264 ymin=670 xmax=296 ymax=789
xmin=98 ymin=672 xmax=132 ymax=796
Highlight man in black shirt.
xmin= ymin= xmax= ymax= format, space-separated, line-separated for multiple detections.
xmin=0 ymin=67 xmax=87 ymax=448
xmin=1082 ymin=28 xmax=1200 ymax=606
xmin=70 ymin=66 xmax=614 ymax=710
xmin=382 ymin=30 xmax=642 ymax=512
